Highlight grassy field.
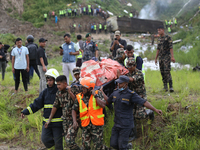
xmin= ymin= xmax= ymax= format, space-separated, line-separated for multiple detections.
xmin=1 ymin=56 xmax=200 ymax=149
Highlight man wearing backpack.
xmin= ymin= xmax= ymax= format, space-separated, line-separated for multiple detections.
xmin=26 ymin=35 xmax=40 ymax=84
xmin=82 ymin=33 xmax=98 ymax=62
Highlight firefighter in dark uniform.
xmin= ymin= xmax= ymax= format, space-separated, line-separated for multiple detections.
xmin=104 ymin=76 xmax=162 ymax=149
xmin=155 ymin=26 xmax=175 ymax=92
xmin=21 ymin=69 xmax=63 ymax=150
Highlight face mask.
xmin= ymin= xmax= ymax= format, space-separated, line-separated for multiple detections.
xmin=118 ymin=84 xmax=127 ymax=91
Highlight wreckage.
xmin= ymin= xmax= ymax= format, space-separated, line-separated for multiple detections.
xmin=107 ymin=16 xmax=164 ymax=33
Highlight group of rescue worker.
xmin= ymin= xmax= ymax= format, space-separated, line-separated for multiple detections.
xmin=43 ymin=5 xmax=109 ymax=23
xmin=69 ymin=22 xmax=107 ymax=34
xmin=165 ymin=18 xmax=178 ymax=33
xmin=21 ymin=64 xmax=162 ymax=150
xmin=18 ymin=24 xmax=176 ymax=149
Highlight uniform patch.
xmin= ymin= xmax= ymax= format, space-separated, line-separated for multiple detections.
xmin=122 ymin=98 xmax=129 ymax=101
xmin=131 ymin=91 xmax=135 ymax=93
xmin=113 ymin=96 xmax=116 ymax=98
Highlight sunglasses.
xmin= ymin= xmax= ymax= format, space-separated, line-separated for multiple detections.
xmin=73 ymin=70 xmax=80 ymax=73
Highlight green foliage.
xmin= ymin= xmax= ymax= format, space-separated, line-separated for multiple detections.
xmin=0 ymin=34 xmax=17 ymax=51
xmin=20 ymin=0 xmax=149 ymax=27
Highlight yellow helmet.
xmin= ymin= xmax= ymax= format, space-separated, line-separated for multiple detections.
xmin=45 ymin=68 xmax=59 ymax=83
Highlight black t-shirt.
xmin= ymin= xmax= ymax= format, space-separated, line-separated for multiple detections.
xmin=37 ymin=46 xmax=48 ymax=66
xmin=110 ymin=38 xmax=127 ymax=57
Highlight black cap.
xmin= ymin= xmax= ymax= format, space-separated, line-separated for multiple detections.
xmin=85 ymin=33 xmax=91 ymax=38
xmin=16 ymin=38 xmax=22 ymax=42
xmin=157 ymin=26 xmax=164 ymax=29
xmin=39 ymin=38 xmax=48 ymax=43
xmin=115 ymin=75 xmax=130 ymax=83
xmin=0 ymin=42 xmax=2 ymax=45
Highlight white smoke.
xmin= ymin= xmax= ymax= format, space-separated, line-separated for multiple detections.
xmin=139 ymin=4 xmax=156 ymax=20
xmin=139 ymin=0 xmax=172 ymax=20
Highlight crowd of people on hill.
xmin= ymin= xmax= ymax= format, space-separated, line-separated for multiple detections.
xmin=44 ymin=5 xmax=110 ymax=24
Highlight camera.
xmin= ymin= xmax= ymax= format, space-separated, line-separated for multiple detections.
xmin=59 ymin=46 xmax=63 ymax=49
xmin=114 ymin=38 xmax=117 ymax=40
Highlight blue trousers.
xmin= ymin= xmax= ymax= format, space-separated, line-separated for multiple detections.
xmin=110 ymin=126 xmax=132 ymax=150
xmin=41 ymin=125 xmax=63 ymax=150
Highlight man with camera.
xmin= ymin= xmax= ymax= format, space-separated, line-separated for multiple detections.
xmin=110 ymin=30 xmax=127 ymax=58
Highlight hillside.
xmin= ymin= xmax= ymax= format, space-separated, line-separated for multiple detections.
xmin=1 ymin=0 xmax=200 ymax=150
xmin=1 ymin=0 xmax=199 ymax=28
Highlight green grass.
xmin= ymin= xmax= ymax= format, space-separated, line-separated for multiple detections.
xmin=1 ymin=57 xmax=200 ymax=149
xmin=141 ymin=14 xmax=200 ymax=67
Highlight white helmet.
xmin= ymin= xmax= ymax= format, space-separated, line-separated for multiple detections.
xmin=45 ymin=68 xmax=59 ymax=83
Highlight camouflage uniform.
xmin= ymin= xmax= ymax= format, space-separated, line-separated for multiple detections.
xmin=157 ymin=35 xmax=173 ymax=85
xmin=114 ymin=48 xmax=125 ymax=66
xmin=72 ymin=91 xmax=108 ymax=150
xmin=126 ymin=57 xmax=147 ymax=119
xmin=53 ymin=89 xmax=80 ymax=150
xmin=71 ymin=81 xmax=82 ymax=96
xmin=82 ymin=40 xmax=98 ymax=62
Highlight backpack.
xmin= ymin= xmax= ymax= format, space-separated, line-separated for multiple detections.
xmin=27 ymin=43 xmax=38 ymax=60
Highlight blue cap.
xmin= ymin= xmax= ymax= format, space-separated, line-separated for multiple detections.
xmin=115 ymin=75 xmax=130 ymax=83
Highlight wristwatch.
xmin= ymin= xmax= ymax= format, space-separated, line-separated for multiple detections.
xmin=94 ymin=94 xmax=99 ymax=98
xmin=119 ymin=43 xmax=121 ymax=46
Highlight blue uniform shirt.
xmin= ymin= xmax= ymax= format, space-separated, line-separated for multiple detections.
xmin=62 ymin=42 xmax=79 ymax=63
xmin=107 ymin=88 xmax=146 ymax=128
xmin=134 ymin=54 xmax=143 ymax=70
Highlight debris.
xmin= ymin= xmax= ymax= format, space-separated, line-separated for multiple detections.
xmin=193 ymin=66 xmax=200 ymax=71
xmin=127 ymin=3 xmax=132 ymax=6
xmin=173 ymin=39 xmax=182 ymax=44
xmin=123 ymin=10 xmax=128 ymax=14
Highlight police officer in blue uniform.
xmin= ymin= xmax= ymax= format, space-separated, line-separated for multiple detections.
xmin=82 ymin=33 xmax=98 ymax=62
xmin=105 ymin=76 xmax=162 ymax=149
xmin=21 ymin=69 xmax=63 ymax=150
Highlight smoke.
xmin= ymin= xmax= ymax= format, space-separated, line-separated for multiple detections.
xmin=139 ymin=0 xmax=172 ymax=20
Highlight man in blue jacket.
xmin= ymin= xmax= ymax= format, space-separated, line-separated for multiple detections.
xmin=21 ymin=69 xmax=63 ymax=150
xmin=60 ymin=33 xmax=79 ymax=85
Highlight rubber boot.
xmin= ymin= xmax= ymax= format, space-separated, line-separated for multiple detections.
xmin=163 ymin=83 xmax=168 ymax=92
xmin=169 ymin=80 xmax=174 ymax=92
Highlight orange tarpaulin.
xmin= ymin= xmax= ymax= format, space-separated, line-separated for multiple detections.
xmin=81 ymin=59 xmax=129 ymax=86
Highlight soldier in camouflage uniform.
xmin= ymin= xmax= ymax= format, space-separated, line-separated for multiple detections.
xmin=155 ymin=26 xmax=175 ymax=92
xmin=126 ymin=57 xmax=154 ymax=119
xmin=71 ymin=67 xmax=82 ymax=95
xmin=126 ymin=57 xmax=154 ymax=141
xmin=114 ymin=48 xmax=126 ymax=66
xmin=82 ymin=33 xmax=98 ymax=62
xmin=45 ymin=75 xmax=81 ymax=150
xmin=72 ymin=77 xmax=109 ymax=150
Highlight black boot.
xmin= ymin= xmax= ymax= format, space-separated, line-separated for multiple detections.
xmin=163 ymin=83 xmax=168 ymax=92
xmin=169 ymin=80 xmax=174 ymax=92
